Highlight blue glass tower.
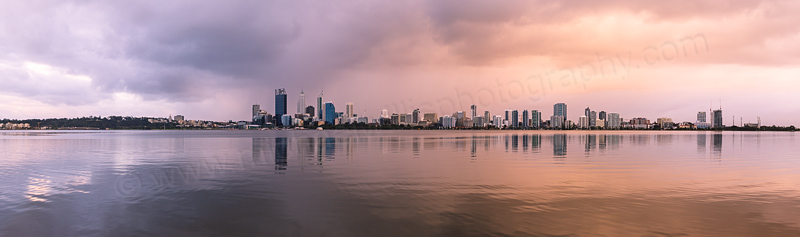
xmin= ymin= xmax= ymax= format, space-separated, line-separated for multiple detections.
xmin=275 ymin=88 xmax=287 ymax=126
xmin=325 ymin=102 xmax=336 ymax=124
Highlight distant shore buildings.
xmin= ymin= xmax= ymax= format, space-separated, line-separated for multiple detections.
xmin=234 ymin=88 xmax=774 ymax=131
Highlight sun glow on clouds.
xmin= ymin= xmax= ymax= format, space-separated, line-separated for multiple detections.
xmin=1 ymin=0 xmax=800 ymax=125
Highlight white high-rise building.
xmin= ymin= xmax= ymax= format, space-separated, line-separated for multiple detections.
xmin=607 ymin=113 xmax=621 ymax=129
xmin=381 ymin=109 xmax=389 ymax=119
xmin=578 ymin=116 xmax=589 ymax=129
xmin=493 ymin=115 xmax=503 ymax=128
xmin=345 ymin=102 xmax=354 ymax=120
xmin=297 ymin=90 xmax=306 ymax=114
xmin=442 ymin=115 xmax=457 ymax=128
xmin=551 ymin=115 xmax=565 ymax=128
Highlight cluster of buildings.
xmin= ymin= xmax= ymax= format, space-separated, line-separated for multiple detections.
xmin=145 ymin=115 xmax=218 ymax=128
xmin=248 ymin=88 xmax=757 ymax=130
xmin=250 ymin=89 xmax=369 ymax=128
xmin=0 ymin=123 xmax=31 ymax=129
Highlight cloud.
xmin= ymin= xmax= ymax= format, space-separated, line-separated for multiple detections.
xmin=0 ymin=0 xmax=799 ymax=124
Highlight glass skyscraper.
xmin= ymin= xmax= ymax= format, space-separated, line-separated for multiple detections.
xmin=325 ymin=102 xmax=336 ymax=124
xmin=275 ymin=88 xmax=287 ymax=126
xmin=554 ymin=103 xmax=567 ymax=125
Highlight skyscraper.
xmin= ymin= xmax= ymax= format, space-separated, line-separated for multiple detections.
xmin=712 ymin=109 xmax=723 ymax=128
xmin=297 ymin=90 xmax=306 ymax=114
xmin=345 ymin=102 xmax=354 ymax=121
xmin=554 ymin=103 xmax=567 ymax=125
xmin=252 ymin=104 xmax=260 ymax=118
xmin=599 ymin=111 xmax=606 ymax=120
xmin=578 ymin=116 xmax=589 ymax=129
xmin=412 ymin=108 xmax=421 ymax=124
xmin=470 ymin=105 xmax=476 ymax=119
xmin=697 ymin=111 xmax=707 ymax=123
xmin=317 ymin=91 xmax=324 ymax=120
xmin=522 ymin=110 xmax=529 ymax=128
xmin=484 ymin=111 xmax=490 ymax=127
xmin=531 ymin=110 xmax=541 ymax=128
xmin=275 ymin=88 xmax=287 ymax=126
xmin=607 ymin=113 xmax=621 ymax=129
xmin=325 ymin=102 xmax=336 ymax=124
xmin=511 ymin=110 xmax=519 ymax=128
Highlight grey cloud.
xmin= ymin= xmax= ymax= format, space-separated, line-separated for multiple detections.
xmin=1 ymin=0 xmax=798 ymax=113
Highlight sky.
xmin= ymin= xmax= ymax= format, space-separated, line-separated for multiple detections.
xmin=1 ymin=0 xmax=799 ymax=126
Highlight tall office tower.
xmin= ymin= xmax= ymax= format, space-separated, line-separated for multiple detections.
xmin=531 ymin=110 xmax=541 ymax=128
xmin=275 ymin=88 xmax=287 ymax=126
xmin=590 ymin=111 xmax=597 ymax=127
xmin=484 ymin=111 xmax=490 ymax=127
xmin=585 ymin=107 xmax=591 ymax=118
xmin=554 ymin=103 xmax=567 ymax=125
xmin=470 ymin=105 xmax=477 ymax=119
xmin=391 ymin=114 xmax=400 ymax=125
xmin=412 ymin=108 xmax=421 ymax=123
xmin=697 ymin=111 xmax=707 ymax=123
xmin=522 ymin=110 xmax=529 ymax=128
xmin=317 ymin=91 xmax=324 ymax=120
xmin=345 ymin=102 xmax=354 ymax=120
xmin=381 ymin=109 xmax=389 ymax=119
xmin=578 ymin=116 xmax=589 ymax=129
xmin=599 ymin=111 xmax=606 ymax=121
xmin=509 ymin=110 xmax=518 ymax=128
xmin=325 ymin=102 xmax=336 ymax=124
xmin=607 ymin=113 xmax=621 ymax=129
xmin=252 ymin=104 xmax=260 ymax=118
xmin=505 ymin=110 xmax=511 ymax=122
xmin=297 ymin=90 xmax=306 ymax=114
xmin=712 ymin=109 xmax=723 ymax=128
xmin=305 ymin=106 xmax=315 ymax=117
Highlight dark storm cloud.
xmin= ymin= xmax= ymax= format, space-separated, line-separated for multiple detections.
xmin=0 ymin=0 xmax=426 ymax=104
xmin=1 ymin=0 xmax=799 ymax=122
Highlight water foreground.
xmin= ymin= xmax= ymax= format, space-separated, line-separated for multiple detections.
xmin=0 ymin=130 xmax=798 ymax=236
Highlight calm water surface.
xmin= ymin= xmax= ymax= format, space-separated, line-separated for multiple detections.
xmin=0 ymin=130 xmax=798 ymax=236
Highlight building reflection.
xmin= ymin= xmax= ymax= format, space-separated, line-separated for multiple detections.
xmin=712 ymin=133 xmax=723 ymax=158
xmin=607 ymin=134 xmax=621 ymax=151
xmin=697 ymin=133 xmax=706 ymax=154
xmin=345 ymin=137 xmax=355 ymax=161
xmin=598 ymin=134 xmax=606 ymax=152
xmin=275 ymin=137 xmax=288 ymax=170
xmin=511 ymin=134 xmax=519 ymax=153
xmin=252 ymin=138 xmax=269 ymax=164
xmin=325 ymin=137 xmax=336 ymax=158
xmin=522 ymin=134 xmax=528 ymax=153
xmin=470 ymin=137 xmax=477 ymax=158
xmin=553 ymin=134 xmax=567 ymax=158
xmin=531 ymin=134 xmax=541 ymax=153
xmin=413 ymin=137 xmax=420 ymax=157
xmin=584 ymin=134 xmax=596 ymax=153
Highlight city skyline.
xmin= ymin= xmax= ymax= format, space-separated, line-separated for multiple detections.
xmin=1 ymin=1 xmax=799 ymax=125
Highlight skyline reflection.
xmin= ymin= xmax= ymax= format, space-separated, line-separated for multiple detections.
xmin=2 ymin=131 xmax=796 ymax=236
